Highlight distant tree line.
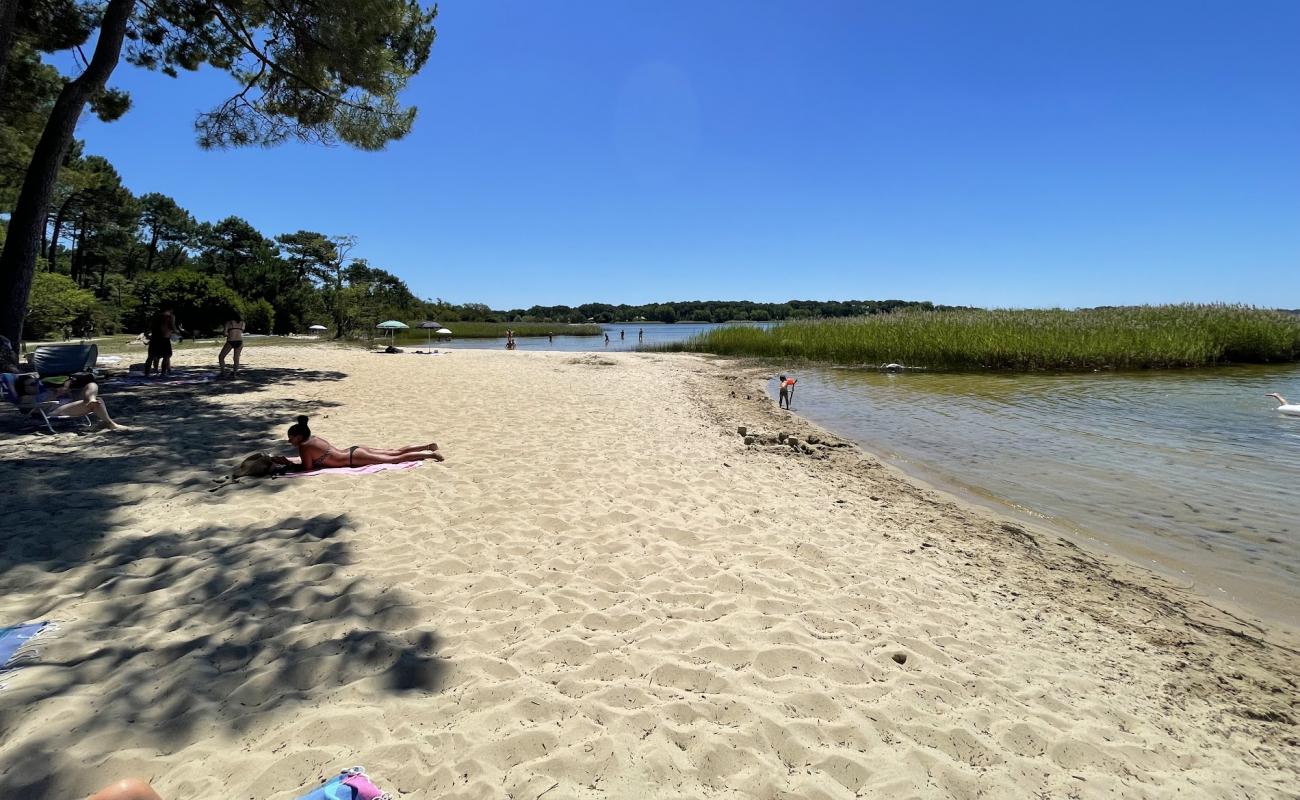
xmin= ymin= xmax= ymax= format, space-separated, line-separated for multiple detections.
xmin=12 ymin=146 xmax=436 ymax=341
xmin=496 ymin=300 xmax=957 ymax=324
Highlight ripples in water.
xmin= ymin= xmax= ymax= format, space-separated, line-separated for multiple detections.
xmin=780 ymin=365 xmax=1300 ymax=626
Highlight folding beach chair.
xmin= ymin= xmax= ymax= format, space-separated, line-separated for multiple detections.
xmin=0 ymin=372 xmax=93 ymax=434
xmin=27 ymin=343 xmax=98 ymax=377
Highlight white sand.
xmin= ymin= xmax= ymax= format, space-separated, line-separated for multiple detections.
xmin=0 ymin=345 xmax=1295 ymax=798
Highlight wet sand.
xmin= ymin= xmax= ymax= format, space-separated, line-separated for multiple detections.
xmin=0 ymin=345 xmax=1295 ymax=798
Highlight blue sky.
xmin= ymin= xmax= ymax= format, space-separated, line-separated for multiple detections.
xmin=70 ymin=1 xmax=1299 ymax=309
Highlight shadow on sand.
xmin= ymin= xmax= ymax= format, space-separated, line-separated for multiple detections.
xmin=0 ymin=368 xmax=447 ymax=796
xmin=1 ymin=366 xmax=347 ymax=563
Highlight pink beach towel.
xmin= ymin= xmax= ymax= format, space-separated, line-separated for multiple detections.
xmin=276 ymin=461 xmax=425 ymax=479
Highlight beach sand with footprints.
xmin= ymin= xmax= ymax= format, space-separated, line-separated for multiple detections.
xmin=1 ymin=345 xmax=1295 ymax=798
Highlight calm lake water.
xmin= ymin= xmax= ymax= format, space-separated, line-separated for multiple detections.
xmin=425 ymin=322 xmax=759 ymax=351
xmin=774 ymin=365 xmax=1300 ymax=627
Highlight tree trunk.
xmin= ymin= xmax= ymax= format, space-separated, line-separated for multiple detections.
xmin=0 ymin=0 xmax=20 ymax=103
xmin=145 ymin=228 xmax=159 ymax=273
xmin=71 ymin=220 xmax=84 ymax=285
xmin=0 ymin=0 xmax=135 ymax=346
xmin=48 ymin=194 xmax=74 ymax=272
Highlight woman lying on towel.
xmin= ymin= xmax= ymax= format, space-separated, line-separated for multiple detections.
xmin=275 ymin=415 xmax=444 ymax=472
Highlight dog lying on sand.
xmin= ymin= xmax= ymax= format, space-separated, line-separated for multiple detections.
xmin=209 ymin=453 xmax=290 ymax=490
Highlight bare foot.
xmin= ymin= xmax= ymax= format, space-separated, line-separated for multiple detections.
xmin=429 ymin=451 xmax=445 ymax=462
xmin=105 ymin=424 xmax=133 ymax=432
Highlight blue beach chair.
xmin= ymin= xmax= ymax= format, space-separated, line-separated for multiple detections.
xmin=27 ymin=343 xmax=98 ymax=377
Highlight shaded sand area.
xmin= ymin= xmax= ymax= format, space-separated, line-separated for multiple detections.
xmin=0 ymin=346 xmax=1296 ymax=798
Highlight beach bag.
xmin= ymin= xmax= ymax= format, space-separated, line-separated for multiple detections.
xmin=296 ymin=766 xmax=390 ymax=800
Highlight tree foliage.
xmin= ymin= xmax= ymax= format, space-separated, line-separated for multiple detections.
xmin=1 ymin=0 xmax=439 ymax=344
xmin=25 ymin=270 xmax=96 ymax=339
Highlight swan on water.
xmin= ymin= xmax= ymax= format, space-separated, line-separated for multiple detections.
xmin=1266 ymin=393 xmax=1300 ymax=416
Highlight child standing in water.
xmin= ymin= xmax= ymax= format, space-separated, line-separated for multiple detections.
xmin=778 ymin=374 xmax=797 ymax=409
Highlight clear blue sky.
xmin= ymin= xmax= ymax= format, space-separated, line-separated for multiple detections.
xmin=70 ymin=1 xmax=1300 ymax=309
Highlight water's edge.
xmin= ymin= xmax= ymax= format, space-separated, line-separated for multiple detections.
xmin=757 ymin=374 xmax=1299 ymax=643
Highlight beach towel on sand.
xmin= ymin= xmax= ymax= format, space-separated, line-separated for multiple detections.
xmin=108 ymin=373 xmax=216 ymax=387
xmin=0 ymin=622 xmax=50 ymax=685
xmin=296 ymin=767 xmax=389 ymax=800
xmin=276 ymin=461 xmax=425 ymax=479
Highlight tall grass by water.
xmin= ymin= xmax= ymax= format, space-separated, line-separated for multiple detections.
xmin=656 ymin=305 xmax=1300 ymax=370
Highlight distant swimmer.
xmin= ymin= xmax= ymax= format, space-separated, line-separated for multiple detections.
xmin=778 ymin=374 xmax=797 ymax=410
xmin=604 ymin=333 xmax=610 ymax=345
xmin=638 ymin=328 xmax=644 ymax=342
xmin=620 ymin=329 xmax=625 ymax=340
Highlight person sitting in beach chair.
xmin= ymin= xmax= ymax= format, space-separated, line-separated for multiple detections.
xmin=2 ymin=372 xmax=128 ymax=433
xmin=274 ymin=415 xmax=443 ymax=472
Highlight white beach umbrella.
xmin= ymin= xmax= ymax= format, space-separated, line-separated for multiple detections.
xmin=436 ymin=327 xmax=452 ymax=339
xmin=308 ymin=324 xmax=327 ymax=331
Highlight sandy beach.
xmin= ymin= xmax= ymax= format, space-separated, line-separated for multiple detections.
xmin=1 ymin=344 xmax=1296 ymax=799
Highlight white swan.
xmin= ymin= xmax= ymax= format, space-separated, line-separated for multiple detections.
xmin=1266 ymin=393 xmax=1300 ymax=417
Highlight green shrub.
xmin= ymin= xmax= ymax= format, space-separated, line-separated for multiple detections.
xmin=134 ymin=269 xmax=245 ymax=335
xmin=25 ymin=273 xmax=97 ymax=340
xmin=242 ymin=297 xmax=275 ymax=334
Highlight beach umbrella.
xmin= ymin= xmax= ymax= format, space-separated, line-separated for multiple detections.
xmin=377 ymin=319 xmax=409 ymax=345
xmin=308 ymin=324 xmax=327 ymax=332
xmin=418 ymin=320 xmax=440 ymax=343
xmin=436 ymin=327 xmax=452 ymax=339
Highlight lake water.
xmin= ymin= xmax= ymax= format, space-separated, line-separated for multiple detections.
xmin=423 ymin=322 xmax=759 ymax=352
xmin=774 ymin=365 xmax=1300 ymax=627
xmin=424 ymin=323 xmax=1297 ymax=626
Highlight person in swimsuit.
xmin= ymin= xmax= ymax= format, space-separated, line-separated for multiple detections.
xmin=219 ymin=311 xmax=245 ymax=377
xmin=778 ymin=374 xmax=797 ymax=410
xmin=144 ymin=309 xmax=176 ymax=377
xmin=273 ymin=415 xmax=444 ymax=472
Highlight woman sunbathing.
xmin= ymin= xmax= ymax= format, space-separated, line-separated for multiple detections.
xmin=274 ymin=415 xmax=444 ymax=472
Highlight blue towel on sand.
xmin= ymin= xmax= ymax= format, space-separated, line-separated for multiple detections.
xmin=0 ymin=622 xmax=47 ymax=671
xmin=294 ymin=774 xmax=352 ymax=800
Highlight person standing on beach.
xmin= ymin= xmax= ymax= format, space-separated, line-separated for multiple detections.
xmin=778 ymin=374 xmax=797 ymax=410
xmin=144 ymin=308 xmax=176 ymax=377
xmin=219 ymin=311 xmax=245 ymax=377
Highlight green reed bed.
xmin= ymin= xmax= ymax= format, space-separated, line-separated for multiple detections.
xmin=392 ymin=322 xmax=602 ymax=341
xmin=656 ymin=305 xmax=1300 ymax=370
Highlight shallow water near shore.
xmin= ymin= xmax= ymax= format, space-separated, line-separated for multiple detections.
xmin=423 ymin=322 xmax=766 ymax=351
xmin=774 ymin=365 xmax=1300 ymax=628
